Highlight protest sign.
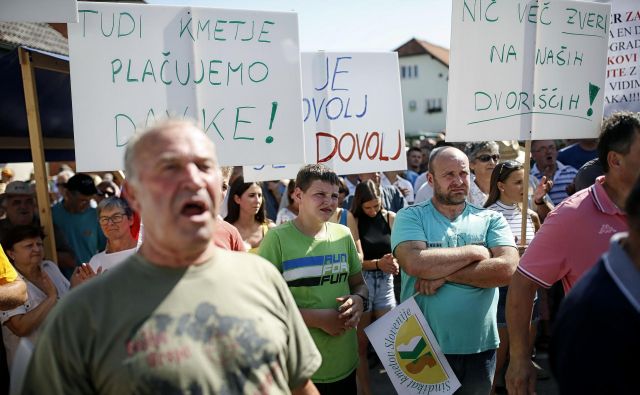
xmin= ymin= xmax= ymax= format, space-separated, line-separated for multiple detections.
xmin=68 ymin=2 xmax=304 ymax=171
xmin=605 ymin=0 xmax=640 ymax=114
xmin=447 ymin=0 xmax=610 ymax=141
xmin=243 ymin=163 xmax=297 ymax=183
xmin=244 ymin=51 xmax=406 ymax=181
xmin=0 ymin=0 xmax=78 ymax=23
xmin=365 ymin=297 xmax=460 ymax=395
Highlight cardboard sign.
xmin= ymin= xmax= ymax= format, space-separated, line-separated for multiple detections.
xmin=365 ymin=297 xmax=460 ymax=395
xmin=604 ymin=0 xmax=640 ymax=115
xmin=68 ymin=2 xmax=304 ymax=171
xmin=447 ymin=0 xmax=611 ymax=141
xmin=244 ymin=51 xmax=406 ymax=181
xmin=0 ymin=0 xmax=78 ymax=23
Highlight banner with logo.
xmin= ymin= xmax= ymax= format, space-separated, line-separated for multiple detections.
xmin=365 ymin=297 xmax=460 ymax=395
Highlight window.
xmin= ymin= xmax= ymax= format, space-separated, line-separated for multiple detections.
xmin=425 ymin=98 xmax=443 ymax=113
xmin=401 ymin=66 xmax=406 ymax=79
xmin=414 ymin=65 xmax=418 ymax=78
xmin=409 ymin=100 xmax=417 ymax=112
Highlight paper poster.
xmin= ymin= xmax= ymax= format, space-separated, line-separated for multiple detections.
xmin=244 ymin=51 xmax=406 ymax=181
xmin=0 ymin=0 xmax=78 ymax=23
xmin=68 ymin=2 xmax=304 ymax=171
xmin=447 ymin=0 xmax=611 ymax=141
xmin=604 ymin=0 xmax=640 ymax=114
xmin=365 ymin=297 xmax=461 ymax=395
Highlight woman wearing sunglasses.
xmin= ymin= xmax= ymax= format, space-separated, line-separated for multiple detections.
xmin=484 ymin=161 xmax=543 ymax=393
xmin=466 ymin=141 xmax=501 ymax=206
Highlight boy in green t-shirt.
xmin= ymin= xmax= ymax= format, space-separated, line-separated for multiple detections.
xmin=259 ymin=164 xmax=368 ymax=394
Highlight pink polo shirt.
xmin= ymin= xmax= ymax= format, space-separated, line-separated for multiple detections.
xmin=518 ymin=176 xmax=627 ymax=293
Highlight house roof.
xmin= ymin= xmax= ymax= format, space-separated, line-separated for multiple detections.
xmin=0 ymin=22 xmax=68 ymax=55
xmin=395 ymin=38 xmax=449 ymax=67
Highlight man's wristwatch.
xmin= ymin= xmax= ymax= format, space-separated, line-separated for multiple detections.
xmin=353 ymin=293 xmax=369 ymax=311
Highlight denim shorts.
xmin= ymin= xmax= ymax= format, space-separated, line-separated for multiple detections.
xmin=445 ymin=349 xmax=496 ymax=395
xmin=362 ymin=270 xmax=396 ymax=313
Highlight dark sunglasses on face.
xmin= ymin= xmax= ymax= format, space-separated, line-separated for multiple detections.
xmin=477 ymin=154 xmax=500 ymax=163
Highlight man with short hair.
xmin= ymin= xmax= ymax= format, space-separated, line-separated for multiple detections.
xmin=51 ymin=173 xmax=106 ymax=277
xmin=506 ymin=112 xmax=640 ymax=394
xmin=23 ymin=120 xmax=321 ymax=395
xmin=405 ymin=146 xmax=423 ymax=186
xmin=550 ymin=174 xmax=640 ymax=394
xmin=530 ymin=140 xmax=578 ymax=205
xmin=392 ymin=146 xmax=519 ymax=394
xmin=259 ymin=164 xmax=367 ymax=394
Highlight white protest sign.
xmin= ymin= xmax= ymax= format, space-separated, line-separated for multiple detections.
xmin=244 ymin=51 xmax=406 ymax=181
xmin=605 ymin=0 xmax=640 ymax=114
xmin=68 ymin=2 xmax=304 ymax=171
xmin=305 ymin=52 xmax=406 ymax=175
xmin=0 ymin=0 xmax=78 ymax=22
xmin=243 ymin=163 xmax=298 ymax=183
xmin=365 ymin=297 xmax=460 ymax=395
xmin=447 ymin=0 xmax=610 ymax=142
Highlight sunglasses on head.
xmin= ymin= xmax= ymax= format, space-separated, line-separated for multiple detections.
xmin=498 ymin=160 xmax=522 ymax=177
xmin=477 ymin=154 xmax=500 ymax=162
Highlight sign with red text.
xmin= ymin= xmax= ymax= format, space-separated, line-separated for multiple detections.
xmin=0 ymin=0 xmax=78 ymax=22
xmin=605 ymin=0 xmax=640 ymax=115
xmin=68 ymin=2 xmax=304 ymax=171
xmin=447 ymin=0 xmax=610 ymax=141
xmin=243 ymin=51 xmax=406 ymax=181
xmin=305 ymin=52 xmax=406 ymax=174
xmin=365 ymin=297 xmax=460 ymax=395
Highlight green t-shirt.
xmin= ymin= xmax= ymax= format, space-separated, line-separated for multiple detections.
xmin=23 ymin=249 xmax=321 ymax=395
xmin=391 ymin=200 xmax=516 ymax=354
xmin=258 ymin=221 xmax=362 ymax=383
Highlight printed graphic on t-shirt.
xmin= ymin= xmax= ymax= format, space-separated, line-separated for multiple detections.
xmin=125 ymin=301 xmax=279 ymax=393
xmin=282 ymin=253 xmax=350 ymax=287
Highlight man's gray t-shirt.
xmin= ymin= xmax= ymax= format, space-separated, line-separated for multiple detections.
xmin=23 ymin=249 xmax=321 ymax=394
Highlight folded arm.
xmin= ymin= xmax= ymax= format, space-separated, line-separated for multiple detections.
xmin=394 ymin=241 xmax=491 ymax=280
xmin=445 ymin=246 xmax=519 ymax=288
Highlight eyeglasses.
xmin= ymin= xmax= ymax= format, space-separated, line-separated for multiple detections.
xmin=497 ymin=160 xmax=523 ymax=178
xmin=476 ymin=154 xmax=500 ymax=163
xmin=99 ymin=213 xmax=126 ymax=225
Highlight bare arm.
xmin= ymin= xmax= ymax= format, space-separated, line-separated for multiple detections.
xmin=346 ymin=211 xmax=364 ymax=262
xmin=292 ymin=379 xmax=319 ymax=395
xmin=394 ymin=241 xmax=490 ymax=280
xmin=445 ymin=246 xmax=519 ymax=288
xmin=0 ymin=279 xmax=27 ymax=310
xmin=5 ymin=296 xmax=57 ymax=337
xmin=505 ymin=271 xmax=539 ymax=395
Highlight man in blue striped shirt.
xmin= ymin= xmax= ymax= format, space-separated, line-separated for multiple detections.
xmin=530 ymin=140 xmax=578 ymax=205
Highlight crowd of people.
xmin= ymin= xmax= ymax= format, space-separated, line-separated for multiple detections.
xmin=0 ymin=111 xmax=638 ymax=394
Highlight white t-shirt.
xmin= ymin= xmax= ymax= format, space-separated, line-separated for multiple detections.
xmin=468 ymin=176 xmax=488 ymax=207
xmin=414 ymin=182 xmax=434 ymax=204
xmin=1 ymin=261 xmax=69 ymax=367
xmin=275 ymin=207 xmax=297 ymax=225
xmin=88 ymin=247 xmax=137 ymax=272
xmin=381 ymin=174 xmax=415 ymax=204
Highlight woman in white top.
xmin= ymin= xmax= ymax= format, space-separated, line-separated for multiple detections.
xmin=88 ymin=196 xmax=138 ymax=273
xmin=0 ymin=225 xmax=70 ymax=368
xmin=466 ymin=141 xmax=501 ymax=206
xmin=484 ymin=161 xmax=542 ymax=394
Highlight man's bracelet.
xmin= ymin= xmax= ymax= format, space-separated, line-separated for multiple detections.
xmin=353 ymin=293 xmax=369 ymax=311
xmin=374 ymin=259 xmax=379 ymax=270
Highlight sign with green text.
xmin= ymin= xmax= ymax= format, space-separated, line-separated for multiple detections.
xmin=68 ymin=2 xmax=304 ymax=171
xmin=447 ymin=0 xmax=611 ymax=142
